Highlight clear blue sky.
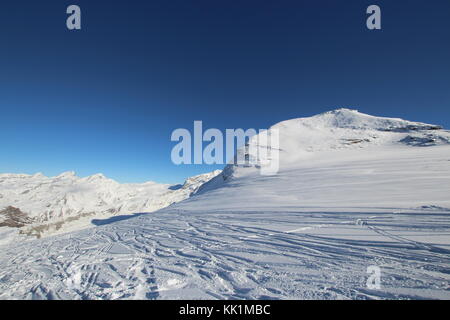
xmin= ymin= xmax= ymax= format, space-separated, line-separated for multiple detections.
xmin=1 ymin=0 xmax=449 ymax=184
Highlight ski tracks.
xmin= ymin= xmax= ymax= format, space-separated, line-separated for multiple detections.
xmin=0 ymin=209 xmax=449 ymax=299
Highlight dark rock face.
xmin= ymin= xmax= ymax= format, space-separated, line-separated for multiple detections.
xmin=0 ymin=206 xmax=33 ymax=228
xmin=380 ymin=124 xmax=443 ymax=132
xmin=400 ymin=133 xmax=450 ymax=147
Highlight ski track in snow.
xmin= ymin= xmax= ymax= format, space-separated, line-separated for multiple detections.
xmin=1 ymin=208 xmax=449 ymax=300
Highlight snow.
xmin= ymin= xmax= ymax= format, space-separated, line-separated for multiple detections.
xmin=0 ymin=170 xmax=221 ymax=240
xmin=0 ymin=109 xmax=449 ymax=300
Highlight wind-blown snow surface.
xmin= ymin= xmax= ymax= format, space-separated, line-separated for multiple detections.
xmin=1 ymin=109 xmax=450 ymax=300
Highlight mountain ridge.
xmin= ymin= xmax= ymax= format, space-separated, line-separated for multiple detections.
xmin=0 ymin=169 xmax=221 ymax=241
xmin=196 ymin=108 xmax=450 ymax=194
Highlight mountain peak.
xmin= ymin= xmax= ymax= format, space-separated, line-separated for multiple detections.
xmin=91 ymin=173 xmax=105 ymax=179
xmin=324 ymin=108 xmax=359 ymax=114
xmin=55 ymin=171 xmax=77 ymax=179
xmin=297 ymin=108 xmax=443 ymax=132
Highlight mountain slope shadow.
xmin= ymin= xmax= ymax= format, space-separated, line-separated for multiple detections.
xmin=91 ymin=212 xmax=148 ymax=226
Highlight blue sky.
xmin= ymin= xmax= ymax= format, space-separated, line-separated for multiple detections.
xmin=0 ymin=0 xmax=449 ymax=184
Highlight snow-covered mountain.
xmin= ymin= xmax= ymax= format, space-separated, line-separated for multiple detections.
xmin=0 ymin=109 xmax=449 ymax=300
xmin=0 ymin=170 xmax=221 ymax=241
xmin=199 ymin=108 xmax=450 ymax=194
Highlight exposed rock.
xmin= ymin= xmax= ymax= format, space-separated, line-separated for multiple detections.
xmin=0 ymin=206 xmax=34 ymax=228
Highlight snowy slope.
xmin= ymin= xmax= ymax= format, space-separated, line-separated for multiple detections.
xmin=0 ymin=109 xmax=449 ymax=300
xmin=0 ymin=170 xmax=220 ymax=241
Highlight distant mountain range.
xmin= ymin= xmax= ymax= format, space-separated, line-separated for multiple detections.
xmin=0 ymin=169 xmax=220 ymax=241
